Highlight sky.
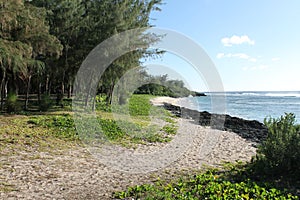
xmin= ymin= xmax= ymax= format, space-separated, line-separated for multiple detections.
xmin=143 ymin=0 xmax=300 ymax=92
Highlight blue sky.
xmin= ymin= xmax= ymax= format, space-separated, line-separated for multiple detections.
xmin=144 ymin=0 xmax=300 ymax=92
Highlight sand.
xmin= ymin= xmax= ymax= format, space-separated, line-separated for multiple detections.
xmin=0 ymin=97 xmax=257 ymax=199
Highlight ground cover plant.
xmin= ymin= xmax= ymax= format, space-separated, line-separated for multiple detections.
xmin=1 ymin=95 xmax=178 ymax=152
xmin=113 ymin=168 xmax=298 ymax=199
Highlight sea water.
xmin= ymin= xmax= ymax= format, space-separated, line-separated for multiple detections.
xmin=181 ymin=91 xmax=300 ymax=123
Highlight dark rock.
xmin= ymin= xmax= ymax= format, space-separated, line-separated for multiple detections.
xmin=163 ymin=103 xmax=268 ymax=143
xmin=194 ymin=92 xmax=207 ymax=97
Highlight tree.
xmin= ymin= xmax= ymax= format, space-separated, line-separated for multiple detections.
xmin=31 ymin=0 xmax=86 ymax=98
xmin=33 ymin=0 xmax=163 ymax=108
xmin=0 ymin=0 xmax=163 ymax=111
xmin=0 ymin=0 xmax=62 ymax=110
xmin=90 ymin=0 xmax=163 ymax=105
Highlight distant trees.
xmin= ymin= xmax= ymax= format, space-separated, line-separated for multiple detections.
xmin=134 ymin=72 xmax=194 ymax=97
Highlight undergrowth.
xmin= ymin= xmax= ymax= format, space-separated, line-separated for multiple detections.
xmin=113 ymin=168 xmax=298 ymax=199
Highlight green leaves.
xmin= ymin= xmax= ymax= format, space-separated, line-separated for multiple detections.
xmin=113 ymin=170 xmax=299 ymax=199
xmin=253 ymin=113 xmax=300 ymax=177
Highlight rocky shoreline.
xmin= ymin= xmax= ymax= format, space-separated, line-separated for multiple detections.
xmin=163 ymin=103 xmax=268 ymax=144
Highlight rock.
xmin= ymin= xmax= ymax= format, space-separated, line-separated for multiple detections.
xmin=194 ymin=92 xmax=207 ymax=97
xmin=163 ymin=103 xmax=268 ymax=143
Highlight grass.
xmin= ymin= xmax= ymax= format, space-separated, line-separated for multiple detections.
xmin=0 ymin=182 xmax=17 ymax=192
xmin=0 ymin=114 xmax=81 ymax=155
xmin=0 ymin=94 xmax=178 ymax=154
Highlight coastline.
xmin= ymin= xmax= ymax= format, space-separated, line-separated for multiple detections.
xmin=151 ymin=96 xmax=268 ymax=144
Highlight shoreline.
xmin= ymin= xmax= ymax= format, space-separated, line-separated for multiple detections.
xmin=151 ymin=96 xmax=268 ymax=144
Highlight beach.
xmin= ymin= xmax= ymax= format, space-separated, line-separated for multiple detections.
xmin=1 ymin=97 xmax=259 ymax=199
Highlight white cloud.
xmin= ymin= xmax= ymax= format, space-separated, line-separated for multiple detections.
xmin=233 ymin=53 xmax=250 ymax=59
xmin=217 ymin=53 xmax=257 ymax=62
xmin=272 ymin=57 xmax=280 ymax=62
xmin=243 ymin=65 xmax=269 ymax=71
xmin=221 ymin=35 xmax=255 ymax=46
xmin=217 ymin=53 xmax=225 ymax=59
xmin=249 ymin=58 xmax=257 ymax=62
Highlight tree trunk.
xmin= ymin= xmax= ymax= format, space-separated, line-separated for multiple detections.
xmin=92 ymin=95 xmax=96 ymax=112
xmin=84 ymin=74 xmax=95 ymax=108
xmin=61 ymin=81 xmax=65 ymax=96
xmin=38 ymin=81 xmax=42 ymax=105
xmin=8 ymin=74 xmax=17 ymax=95
xmin=4 ymin=80 xmax=7 ymax=98
xmin=68 ymin=84 xmax=72 ymax=98
xmin=45 ymin=74 xmax=49 ymax=94
xmin=84 ymin=84 xmax=92 ymax=107
xmin=106 ymin=82 xmax=115 ymax=105
xmin=0 ymin=71 xmax=6 ymax=111
xmin=24 ymin=75 xmax=31 ymax=111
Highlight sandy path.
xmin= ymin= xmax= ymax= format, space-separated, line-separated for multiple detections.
xmin=0 ymin=97 xmax=257 ymax=199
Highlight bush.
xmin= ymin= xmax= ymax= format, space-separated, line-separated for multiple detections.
xmin=6 ymin=93 xmax=19 ymax=113
xmin=39 ymin=94 xmax=52 ymax=111
xmin=253 ymin=113 xmax=300 ymax=177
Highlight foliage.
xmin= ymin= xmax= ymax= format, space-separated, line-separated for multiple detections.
xmin=6 ymin=92 xmax=19 ymax=113
xmin=32 ymin=0 xmax=163 ymax=107
xmin=162 ymin=124 xmax=178 ymax=135
xmin=28 ymin=94 xmax=177 ymax=145
xmin=251 ymin=113 xmax=300 ymax=178
xmin=39 ymin=94 xmax=52 ymax=111
xmin=95 ymin=95 xmax=112 ymax=112
xmin=128 ymin=94 xmax=153 ymax=116
xmin=28 ymin=114 xmax=78 ymax=140
xmin=113 ymin=169 xmax=298 ymax=199
xmin=134 ymin=74 xmax=194 ymax=97
xmin=0 ymin=0 xmax=62 ymax=101
xmin=0 ymin=115 xmax=80 ymax=153
xmin=1 ymin=0 xmax=163 ymax=112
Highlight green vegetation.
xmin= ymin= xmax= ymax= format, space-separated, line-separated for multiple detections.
xmin=0 ymin=0 xmax=163 ymax=112
xmin=1 ymin=95 xmax=178 ymax=152
xmin=249 ymin=113 xmax=300 ymax=185
xmin=162 ymin=124 xmax=178 ymax=135
xmin=128 ymin=94 xmax=153 ymax=116
xmin=0 ymin=115 xmax=79 ymax=153
xmin=27 ymin=114 xmax=78 ymax=141
xmin=134 ymin=74 xmax=195 ymax=97
xmin=113 ymin=168 xmax=298 ymax=199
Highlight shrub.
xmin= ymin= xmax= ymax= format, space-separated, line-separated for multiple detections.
xmin=39 ymin=94 xmax=52 ymax=111
xmin=6 ymin=93 xmax=19 ymax=113
xmin=253 ymin=113 xmax=300 ymax=177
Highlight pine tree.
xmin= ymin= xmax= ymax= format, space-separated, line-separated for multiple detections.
xmin=0 ymin=0 xmax=62 ymax=110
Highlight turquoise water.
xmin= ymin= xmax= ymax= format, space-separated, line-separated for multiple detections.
xmin=183 ymin=91 xmax=300 ymax=123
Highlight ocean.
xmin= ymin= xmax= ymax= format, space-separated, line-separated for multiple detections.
xmin=180 ymin=91 xmax=300 ymax=123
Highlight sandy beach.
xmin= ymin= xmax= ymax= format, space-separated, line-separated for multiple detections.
xmin=0 ymin=97 xmax=257 ymax=199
